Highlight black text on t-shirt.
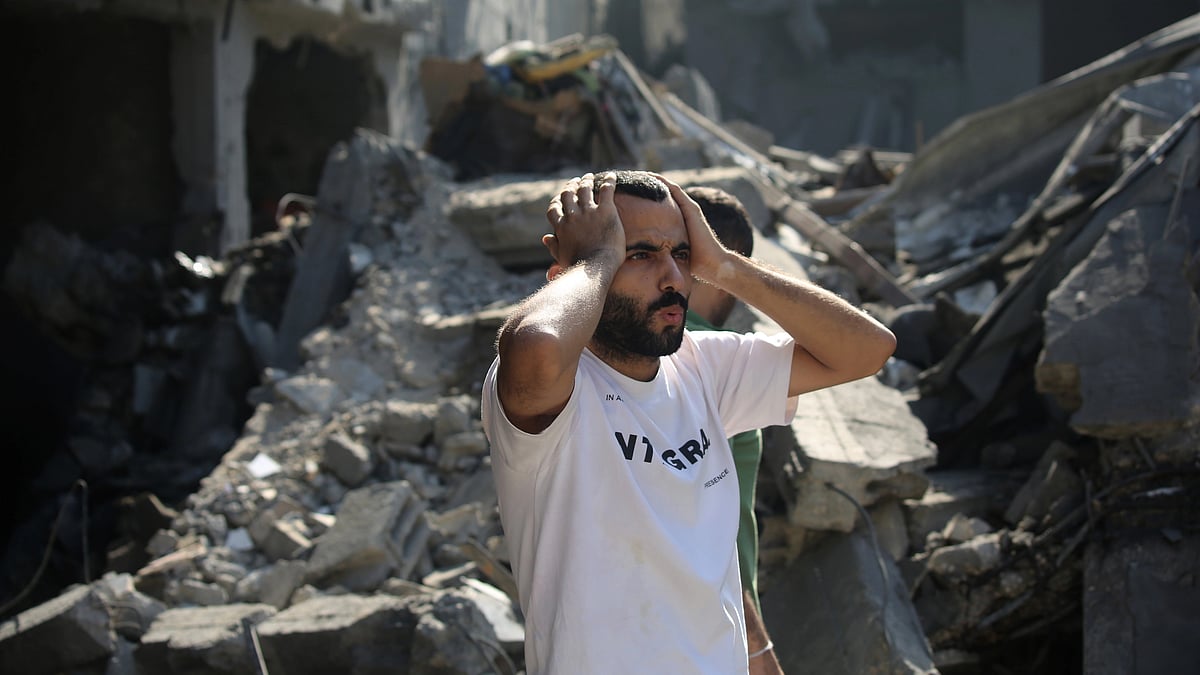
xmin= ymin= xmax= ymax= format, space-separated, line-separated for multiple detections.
xmin=614 ymin=428 xmax=712 ymax=471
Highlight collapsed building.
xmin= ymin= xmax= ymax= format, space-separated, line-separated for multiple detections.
xmin=2 ymin=3 xmax=1200 ymax=675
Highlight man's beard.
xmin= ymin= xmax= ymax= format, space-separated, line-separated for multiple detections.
xmin=592 ymin=290 xmax=688 ymax=359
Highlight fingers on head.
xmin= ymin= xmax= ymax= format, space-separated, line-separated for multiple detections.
xmin=595 ymin=171 xmax=617 ymax=195
xmin=547 ymin=197 xmax=565 ymax=224
xmin=576 ymin=173 xmax=598 ymax=207
xmin=557 ymin=172 xmax=615 ymax=213
xmin=558 ymin=185 xmax=580 ymax=214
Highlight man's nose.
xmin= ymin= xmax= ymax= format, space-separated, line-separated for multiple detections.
xmin=659 ymin=257 xmax=686 ymax=293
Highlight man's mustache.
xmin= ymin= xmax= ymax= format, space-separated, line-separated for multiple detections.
xmin=648 ymin=291 xmax=688 ymax=313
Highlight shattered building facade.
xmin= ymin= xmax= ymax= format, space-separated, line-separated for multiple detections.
xmin=2 ymin=1 xmax=1200 ymax=674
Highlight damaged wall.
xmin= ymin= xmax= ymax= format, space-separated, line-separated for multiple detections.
xmin=604 ymin=0 xmax=1200 ymax=155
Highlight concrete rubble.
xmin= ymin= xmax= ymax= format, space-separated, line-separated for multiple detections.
xmin=3 ymin=13 xmax=1200 ymax=675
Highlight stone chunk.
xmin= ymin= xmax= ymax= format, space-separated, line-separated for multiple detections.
xmin=173 ymin=579 xmax=230 ymax=607
xmin=255 ymin=595 xmax=418 ymax=673
xmin=321 ymin=432 xmax=375 ymax=486
xmin=381 ymin=400 xmax=437 ymax=444
xmin=902 ymin=469 xmax=1025 ymax=547
xmin=1003 ymin=442 xmax=1083 ymax=527
xmin=763 ymin=376 xmax=936 ymax=532
xmin=761 ymin=528 xmax=937 ymax=674
xmin=305 ymin=481 xmax=432 ymax=590
xmin=941 ymin=513 xmax=994 ymax=543
xmin=927 ymin=532 xmax=1003 ymax=577
xmin=276 ymin=375 xmax=344 ymax=416
xmin=235 ymin=560 xmax=307 ymax=609
xmin=1084 ymin=532 xmax=1200 ymax=675
xmin=1038 ymin=202 xmax=1200 ymax=438
xmin=259 ymin=518 xmax=314 ymax=562
xmin=136 ymin=603 xmax=276 ymax=675
xmin=94 ymin=572 xmax=167 ymax=640
xmin=0 ymin=584 xmax=115 ymax=674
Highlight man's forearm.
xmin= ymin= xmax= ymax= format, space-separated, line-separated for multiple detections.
xmin=709 ymin=251 xmax=895 ymax=393
xmin=501 ymin=255 xmax=616 ymax=359
xmin=744 ymin=590 xmax=783 ymax=675
xmin=495 ymin=254 xmax=619 ymax=430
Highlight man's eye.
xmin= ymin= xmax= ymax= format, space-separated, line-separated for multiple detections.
xmin=673 ymin=251 xmax=690 ymax=261
xmin=629 ymin=252 xmax=649 ymax=260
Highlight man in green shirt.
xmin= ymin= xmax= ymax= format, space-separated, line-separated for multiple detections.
xmin=684 ymin=186 xmax=765 ymax=615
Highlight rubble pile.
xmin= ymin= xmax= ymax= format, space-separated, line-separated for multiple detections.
xmin=4 ymin=15 xmax=1200 ymax=675
xmin=1 ymin=131 xmax=541 ymax=673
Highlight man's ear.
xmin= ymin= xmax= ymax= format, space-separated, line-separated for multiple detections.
xmin=547 ymin=263 xmax=565 ymax=281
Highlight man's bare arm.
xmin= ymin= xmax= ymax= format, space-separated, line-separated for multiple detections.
xmin=661 ymin=178 xmax=896 ymax=396
xmin=496 ymin=173 xmax=623 ymax=433
xmin=744 ymin=590 xmax=783 ymax=675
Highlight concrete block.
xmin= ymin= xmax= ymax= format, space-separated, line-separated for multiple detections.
xmin=136 ymin=603 xmax=276 ymax=675
xmin=761 ymin=528 xmax=937 ymax=674
xmin=322 ymin=433 xmax=375 ymax=486
xmin=0 ymin=584 xmax=115 ymax=674
xmin=255 ymin=595 xmax=419 ymax=673
xmin=305 ymin=481 xmax=432 ymax=590
xmin=763 ymin=375 xmax=936 ymax=532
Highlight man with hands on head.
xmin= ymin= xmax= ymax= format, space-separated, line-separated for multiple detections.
xmin=481 ymin=170 xmax=895 ymax=674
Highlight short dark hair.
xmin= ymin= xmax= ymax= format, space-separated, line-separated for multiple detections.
xmin=685 ymin=186 xmax=754 ymax=257
xmin=613 ymin=170 xmax=669 ymax=202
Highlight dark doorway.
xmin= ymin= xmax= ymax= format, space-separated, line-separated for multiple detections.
xmin=245 ymin=36 xmax=388 ymax=237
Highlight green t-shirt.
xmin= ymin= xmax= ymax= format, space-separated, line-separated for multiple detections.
xmin=685 ymin=310 xmax=763 ymax=612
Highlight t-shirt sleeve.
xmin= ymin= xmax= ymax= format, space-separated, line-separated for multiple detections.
xmin=481 ymin=356 xmax=578 ymax=474
xmin=687 ymin=331 xmax=798 ymax=437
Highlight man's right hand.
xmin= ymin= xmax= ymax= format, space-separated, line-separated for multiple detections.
xmin=543 ymin=172 xmax=624 ymax=272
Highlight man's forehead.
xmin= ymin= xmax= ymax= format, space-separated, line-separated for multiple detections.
xmin=614 ymin=193 xmax=685 ymax=234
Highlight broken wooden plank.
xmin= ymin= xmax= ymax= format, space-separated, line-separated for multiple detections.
xmin=611 ymin=50 xmax=682 ymax=139
xmin=754 ymin=178 xmax=919 ymax=307
xmin=921 ymin=101 xmax=1200 ymax=416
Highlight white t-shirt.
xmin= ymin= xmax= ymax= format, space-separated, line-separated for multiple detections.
xmin=482 ymin=329 xmax=797 ymax=674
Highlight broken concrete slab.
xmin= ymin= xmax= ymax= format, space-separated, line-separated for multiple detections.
xmin=0 ymin=584 xmax=115 ymax=674
xmin=1037 ymin=201 xmax=1200 ymax=438
xmin=254 ymin=594 xmax=418 ymax=673
xmin=253 ymin=589 xmax=506 ymax=674
xmin=761 ymin=527 xmax=937 ymax=675
xmin=763 ymin=375 xmax=936 ymax=533
xmin=136 ymin=603 xmax=276 ymax=675
xmin=305 ymin=481 xmax=431 ymax=590
xmin=1083 ymin=532 xmax=1200 ymax=675
xmin=446 ymin=165 xmax=771 ymax=268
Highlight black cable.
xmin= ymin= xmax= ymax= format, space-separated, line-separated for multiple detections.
xmin=824 ymin=481 xmax=893 ymax=650
xmin=0 ymin=480 xmax=90 ymax=617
